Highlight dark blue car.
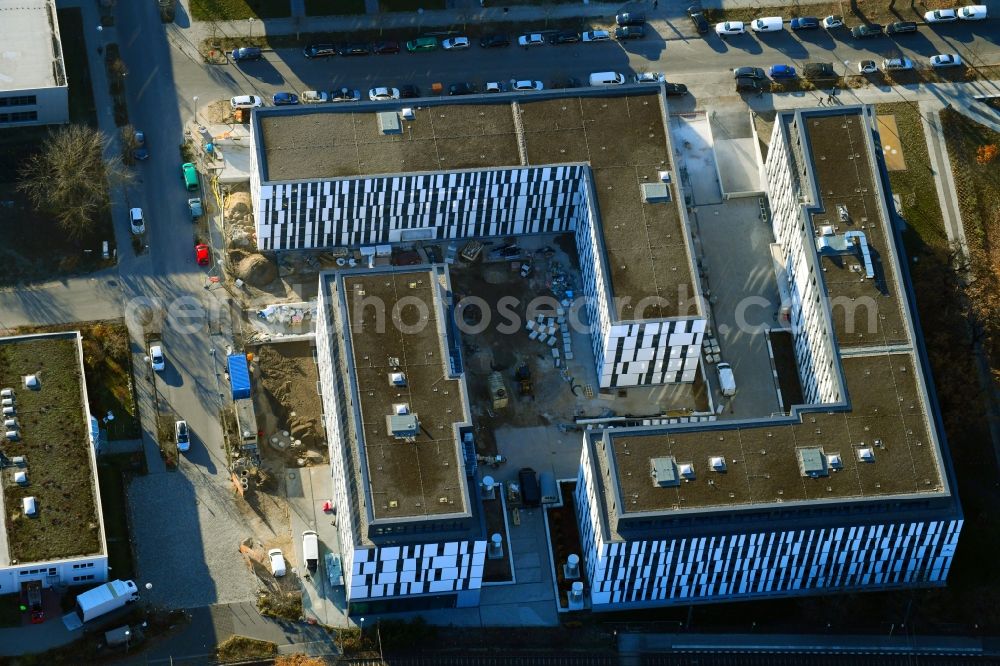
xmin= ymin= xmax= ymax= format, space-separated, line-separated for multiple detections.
xmin=790 ymin=16 xmax=820 ymax=30
xmin=272 ymin=92 xmax=299 ymax=106
xmin=769 ymin=64 xmax=797 ymax=79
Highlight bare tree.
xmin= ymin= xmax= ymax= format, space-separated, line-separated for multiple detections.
xmin=18 ymin=124 xmax=133 ymax=242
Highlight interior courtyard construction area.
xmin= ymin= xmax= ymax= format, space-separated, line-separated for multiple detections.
xmin=177 ymin=88 xmax=964 ymax=622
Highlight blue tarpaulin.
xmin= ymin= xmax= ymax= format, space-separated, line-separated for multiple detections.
xmin=227 ymin=354 xmax=251 ymax=400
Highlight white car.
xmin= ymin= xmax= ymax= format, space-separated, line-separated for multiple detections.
xmin=715 ymin=21 xmax=746 ymax=36
xmin=368 ymin=87 xmax=400 ymax=101
xmin=517 ymin=33 xmax=545 ymax=47
xmin=582 ymin=30 xmax=611 ymax=42
xmin=268 ymin=548 xmax=287 ymax=577
xmin=441 ymin=36 xmax=470 ymax=50
xmin=510 ymin=80 xmax=544 ymax=91
xmin=484 ymin=81 xmax=505 ymax=93
xmin=858 ymin=59 xmax=878 ymax=74
xmin=129 ymin=207 xmax=145 ymax=235
xmin=929 ymin=53 xmax=963 ymax=68
xmin=149 ymin=345 xmax=165 ymax=372
xmin=175 ymin=420 xmax=190 ymax=453
xmin=229 ymin=95 xmax=263 ymax=109
xmin=924 ymin=8 xmax=958 ymax=22
xmin=635 ymin=72 xmax=665 ymax=83
xmin=822 ymin=15 xmax=844 ymax=28
xmin=882 ymin=58 xmax=914 ymax=71
xmin=958 ymin=5 xmax=987 ymax=20
xmin=301 ymin=90 xmax=328 ymax=104
xmin=750 ymin=16 xmax=784 ymax=32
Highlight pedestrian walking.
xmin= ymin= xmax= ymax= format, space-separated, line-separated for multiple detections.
xmin=653 ymin=0 xmax=659 ymax=8
xmin=818 ymin=98 xmax=825 ymax=106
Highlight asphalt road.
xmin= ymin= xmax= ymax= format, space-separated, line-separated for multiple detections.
xmin=177 ymin=21 xmax=997 ymax=107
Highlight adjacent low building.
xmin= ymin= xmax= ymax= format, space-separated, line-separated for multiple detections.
xmin=0 ymin=332 xmax=109 ymax=594
xmin=0 ymin=0 xmax=69 ymax=128
xmin=574 ymin=107 xmax=962 ymax=610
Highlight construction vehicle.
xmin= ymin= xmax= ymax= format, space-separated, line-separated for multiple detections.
xmin=488 ymin=371 xmax=508 ymax=409
xmin=460 ymin=240 xmax=483 ymax=263
xmin=515 ymin=364 xmax=533 ymax=396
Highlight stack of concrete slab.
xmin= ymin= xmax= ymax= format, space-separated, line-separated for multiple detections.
xmin=703 ymin=335 xmax=721 ymax=364
xmin=526 ymin=311 xmax=573 ymax=367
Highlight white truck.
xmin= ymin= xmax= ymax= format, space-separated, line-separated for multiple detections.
xmin=75 ymin=579 xmax=139 ymax=623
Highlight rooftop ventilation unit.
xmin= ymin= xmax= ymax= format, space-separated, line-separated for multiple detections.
xmin=22 ymin=496 xmax=37 ymax=516
xmin=392 ymin=403 xmax=410 ymax=415
xmin=677 ymin=463 xmax=695 ymax=480
xmin=857 ymin=447 xmax=876 ymax=462
xmin=401 ymin=107 xmax=415 ymax=120
xmin=388 ymin=413 xmax=419 ymax=440
xmin=838 ymin=204 xmax=850 ymax=223
xmin=826 ymin=453 xmax=843 ymax=469
xmin=709 ymin=456 xmax=727 ymax=472
xmin=0 ymin=388 xmax=13 ymax=399
xmin=14 ymin=470 xmax=27 ymax=485
xmin=650 ymin=456 xmax=679 ymax=487
xmin=389 ymin=372 xmax=407 ymax=387
xmin=797 ymin=447 xmax=828 ymax=477
xmin=378 ymin=111 xmax=402 ymax=135
xmin=641 ymin=182 xmax=671 ymax=203
xmin=2 ymin=406 xmax=14 ymax=417
xmin=23 ymin=375 xmax=39 ymax=390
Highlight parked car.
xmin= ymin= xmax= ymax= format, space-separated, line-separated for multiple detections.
xmin=368 ymin=86 xmax=400 ymax=101
xmin=268 ymin=549 xmax=287 ymax=577
xmin=302 ymin=43 xmax=336 ymax=58
xmin=230 ymin=47 xmax=262 ymax=62
xmin=924 ymin=8 xmax=958 ymax=22
xmin=398 ymin=84 xmax=420 ymax=99
xmin=271 ymin=91 xmax=299 ymax=106
xmin=188 ymin=197 xmax=202 ymax=219
xmin=338 ymin=42 xmax=369 ymax=56
xmin=733 ymin=66 xmax=766 ymax=79
xmin=790 ymin=16 xmax=820 ymax=30
xmin=958 ymin=5 xmax=987 ymax=20
xmin=442 ymin=36 xmax=470 ymax=50
xmin=230 ymin=95 xmax=263 ymax=109
xmin=822 ymin=15 xmax=844 ymax=28
xmin=851 ymin=23 xmax=884 ymax=38
xmin=405 ymin=37 xmax=437 ymax=52
xmin=581 ymin=30 xmax=611 ymax=42
xmin=174 ymin=420 xmax=190 ymax=453
xmin=804 ymin=62 xmax=836 ymax=79
xmin=858 ymin=59 xmax=878 ymax=74
xmin=751 ymin=16 xmax=784 ymax=32
xmin=616 ymin=11 xmax=645 ymax=26
xmin=448 ymin=82 xmax=476 ymax=95
xmin=510 ymin=79 xmax=544 ymax=91
xmin=717 ymin=362 xmax=737 ymax=397
xmin=132 ymin=130 xmax=148 ymax=161
xmin=517 ymin=33 xmax=545 ymax=47
xmin=479 ymin=33 xmax=510 ymax=48
xmin=371 ymin=40 xmax=400 ymax=54
xmin=715 ymin=21 xmax=746 ymax=36
xmin=688 ymin=6 xmax=710 ymax=33
xmin=484 ymin=81 xmax=505 ymax=93
xmin=301 ymin=90 xmax=328 ymax=104
xmin=635 ymin=71 xmax=665 ymax=83
xmin=769 ymin=64 xmax=797 ymax=79
xmin=149 ymin=345 xmax=165 ymax=372
xmin=886 ymin=21 xmax=918 ymax=34
xmin=195 ymin=243 xmax=211 ymax=267
xmin=549 ymin=31 xmax=579 ymax=44
xmin=663 ymin=82 xmax=689 ymax=96
xmin=882 ymin=57 xmax=914 ymax=71
xmin=182 ymin=162 xmax=198 ymax=191
xmin=615 ymin=25 xmax=645 ymax=39
xmin=129 ymin=207 xmax=145 ymax=235
xmin=330 ymin=87 xmax=361 ymax=102
xmin=929 ymin=53 xmax=963 ymax=68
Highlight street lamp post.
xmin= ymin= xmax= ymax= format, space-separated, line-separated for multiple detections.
xmin=193 ymin=96 xmax=199 ymax=125
xmin=359 ymin=616 xmax=365 ymax=647
xmin=248 ymin=17 xmax=255 ymax=39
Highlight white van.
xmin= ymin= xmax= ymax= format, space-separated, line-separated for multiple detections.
xmin=589 ymin=71 xmax=626 ymax=86
xmin=958 ymin=5 xmax=987 ymax=20
xmin=751 ymin=16 xmax=784 ymax=32
xmin=539 ymin=472 xmax=559 ymax=505
xmin=717 ymin=362 xmax=737 ymax=397
xmin=302 ymin=530 xmax=319 ymax=572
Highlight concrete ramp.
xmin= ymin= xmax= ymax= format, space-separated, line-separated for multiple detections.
xmin=670 ymin=114 xmax=723 ymax=206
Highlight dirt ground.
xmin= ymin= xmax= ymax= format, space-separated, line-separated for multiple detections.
xmin=251 ymin=340 xmax=328 ymax=468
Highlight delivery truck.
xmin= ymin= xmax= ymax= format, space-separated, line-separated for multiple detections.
xmin=75 ymin=579 xmax=139 ymax=623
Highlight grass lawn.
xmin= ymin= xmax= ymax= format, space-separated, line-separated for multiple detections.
xmin=380 ymin=0 xmax=446 ymax=11
xmin=940 ymin=109 xmax=1000 ymax=251
xmin=0 ymin=335 xmax=102 ymax=563
xmin=216 ymin=636 xmax=277 ymax=662
xmin=190 ymin=0 xmax=290 ymax=20
xmin=304 ymin=0 xmax=366 ymax=15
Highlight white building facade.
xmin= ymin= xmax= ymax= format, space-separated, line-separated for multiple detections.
xmin=0 ymin=0 xmax=69 ymax=128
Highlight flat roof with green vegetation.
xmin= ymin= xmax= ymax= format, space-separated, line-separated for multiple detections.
xmin=0 ymin=333 xmax=104 ymax=564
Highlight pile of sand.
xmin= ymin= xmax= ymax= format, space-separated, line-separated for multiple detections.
xmin=233 ymin=252 xmax=277 ymax=288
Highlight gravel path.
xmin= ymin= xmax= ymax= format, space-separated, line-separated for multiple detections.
xmin=128 ymin=458 xmax=289 ymax=609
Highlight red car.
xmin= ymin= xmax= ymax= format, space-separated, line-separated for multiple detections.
xmin=195 ymin=244 xmax=210 ymax=266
